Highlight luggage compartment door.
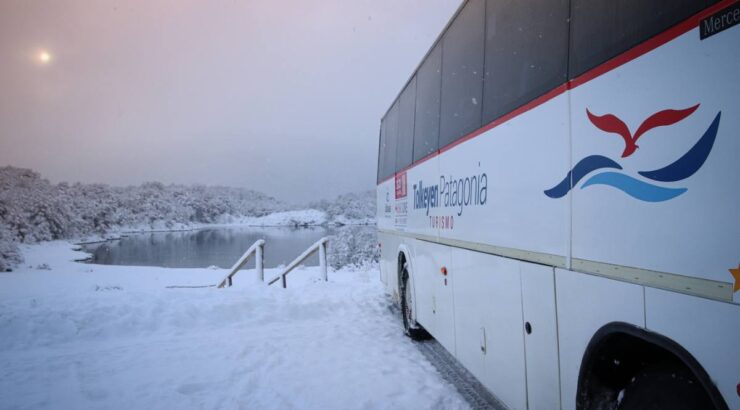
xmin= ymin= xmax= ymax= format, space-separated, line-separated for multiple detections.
xmin=521 ymin=262 xmax=561 ymax=409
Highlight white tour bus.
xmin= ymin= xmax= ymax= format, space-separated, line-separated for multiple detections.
xmin=376 ymin=0 xmax=739 ymax=408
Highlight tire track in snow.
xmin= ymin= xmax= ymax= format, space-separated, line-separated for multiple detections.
xmin=386 ymin=304 xmax=506 ymax=410
xmin=415 ymin=339 xmax=508 ymax=410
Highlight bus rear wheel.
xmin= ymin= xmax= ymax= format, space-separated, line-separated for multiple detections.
xmin=618 ymin=365 xmax=713 ymax=410
xmin=400 ymin=266 xmax=429 ymax=341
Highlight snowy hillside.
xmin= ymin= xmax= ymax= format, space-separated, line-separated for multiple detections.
xmin=0 ymin=242 xmax=466 ymax=409
xmin=0 ymin=167 xmax=378 ymax=271
xmin=311 ymin=190 xmax=376 ymax=225
xmin=0 ymin=167 xmax=287 ymax=270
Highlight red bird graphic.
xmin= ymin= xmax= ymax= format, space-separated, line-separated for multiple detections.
xmin=586 ymin=104 xmax=700 ymax=158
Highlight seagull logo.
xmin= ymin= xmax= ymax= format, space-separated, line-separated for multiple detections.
xmin=544 ymin=104 xmax=721 ymax=202
xmin=586 ymin=104 xmax=700 ymax=158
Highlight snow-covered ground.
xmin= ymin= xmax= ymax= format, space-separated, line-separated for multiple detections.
xmin=0 ymin=242 xmax=467 ymax=409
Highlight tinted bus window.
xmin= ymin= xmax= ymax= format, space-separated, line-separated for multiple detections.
xmin=413 ymin=44 xmax=442 ymax=162
xmin=377 ymin=118 xmax=387 ymax=182
xmin=381 ymin=100 xmax=400 ymax=180
xmin=439 ymin=0 xmax=485 ymax=149
xmin=483 ymin=0 xmax=569 ymax=124
xmin=396 ymin=76 xmax=416 ymax=171
xmin=569 ymin=0 xmax=707 ymax=78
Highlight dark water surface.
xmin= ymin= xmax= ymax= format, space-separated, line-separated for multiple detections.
xmin=82 ymin=226 xmax=333 ymax=269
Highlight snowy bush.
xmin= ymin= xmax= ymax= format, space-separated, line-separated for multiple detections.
xmin=328 ymin=226 xmax=379 ymax=269
xmin=0 ymin=223 xmax=22 ymax=271
xmin=311 ymin=191 xmax=378 ymax=268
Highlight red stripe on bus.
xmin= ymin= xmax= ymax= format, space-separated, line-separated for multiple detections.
xmin=376 ymin=0 xmax=735 ymax=186
xmin=396 ymin=149 xmax=439 ymax=175
xmin=379 ymin=82 xmax=569 ymax=184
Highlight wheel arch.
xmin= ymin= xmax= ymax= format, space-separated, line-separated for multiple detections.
xmin=576 ymin=321 xmax=728 ymax=410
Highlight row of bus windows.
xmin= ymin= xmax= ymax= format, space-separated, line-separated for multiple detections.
xmin=377 ymin=0 xmax=714 ymax=182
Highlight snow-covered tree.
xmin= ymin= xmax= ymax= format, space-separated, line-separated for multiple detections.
xmin=0 ymin=222 xmax=22 ymax=271
xmin=0 ymin=166 xmax=289 ymax=269
xmin=0 ymin=166 xmax=382 ymax=270
xmin=327 ymin=225 xmax=379 ymax=269
xmin=310 ymin=190 xmax=375 ymax=224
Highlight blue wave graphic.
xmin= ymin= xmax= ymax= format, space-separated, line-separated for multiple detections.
xmin=581 ymin=172 xmax=687 ymax=202
xmin=544 ymin=155 xmax=622 ymax=198
xmin=639 ymin=112 xmax=721 ymax=182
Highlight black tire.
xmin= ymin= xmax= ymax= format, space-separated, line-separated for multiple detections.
xmin=400 ymin=267 xmax=430 ymax=341
xmin=619 ymin=365 xmax=713 ymax=410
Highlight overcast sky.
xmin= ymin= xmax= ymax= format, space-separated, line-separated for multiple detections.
xmin=0 ymin=0 xmax=460 ymax=203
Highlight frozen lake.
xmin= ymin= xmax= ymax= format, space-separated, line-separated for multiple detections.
xmin=81 ymin=226 xmax=334 ymax=269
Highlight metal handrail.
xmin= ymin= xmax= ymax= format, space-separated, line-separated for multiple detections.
xmin=267 ymin=237 xmax=328 ymax=288
xmin=217 ymin=239 xmax=265 ymax=288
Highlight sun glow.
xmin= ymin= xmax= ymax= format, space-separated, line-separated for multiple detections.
xmin=37 ymin=50 xmax=52 ymax=64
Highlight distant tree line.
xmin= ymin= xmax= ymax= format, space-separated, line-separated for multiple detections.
xmin=0 ymin=166 xmax=286 ymax=270
xmin=310 ymin=190 xmax=376 ymax=223
xmin=0 ymin=166 xmax=379 ymax=271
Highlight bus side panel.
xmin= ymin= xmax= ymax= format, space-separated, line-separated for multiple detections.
xmin=378 ymin=230 xmax=402 ymax=302
xmin=377 ymin=180 xmax=394 ymax=233
xmin=378 ymin=173 xmax=409 ymax=300
xmin=412 ymin=240 xmax=454 ymax=351
xmin=555 ymin=268 xmax=645 ymax=408
xmin=408 ymin=238 xmax=434 ymax=333
xmin=436 ymin=94 xmax=570 ymax=259
xmin=451 ymin=248 xmax=527 ymax=409
xmin=520 ymin=262 xmax=561 ymax=409
xmin=377 ymin=230 xmax=387 ymax=287
xmin=570 ymin=26 xmax=740 ymax=285
xmin=377 ymin=180 xmax=396 ymax=298
xmin=645 ymin=288 xmax=740 ymax=408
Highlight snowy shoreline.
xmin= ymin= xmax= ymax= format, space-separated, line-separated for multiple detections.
xmin=68 ymin=209 xmax=379 ymax=270
xmin=0 ymin=241 xmax=467 ymax=409
xmin=0 ymin=167 xmax=377 ymax=271
xmin=70 ymin=209 xmax=372 ymax=246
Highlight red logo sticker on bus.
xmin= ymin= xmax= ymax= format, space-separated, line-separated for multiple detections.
xmin=395 ymin=172 xmax=407 ymax=199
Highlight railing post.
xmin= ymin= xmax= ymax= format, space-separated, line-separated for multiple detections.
xmin=319 ymin=241 xmax=327 ymax=282
xmin=266 ymin=237 xmax=329 ymax=288
xmin=256 ymin=242 xmax=264 ymax=282
xmin=217 ymin=239 xmax=265 ymax=289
